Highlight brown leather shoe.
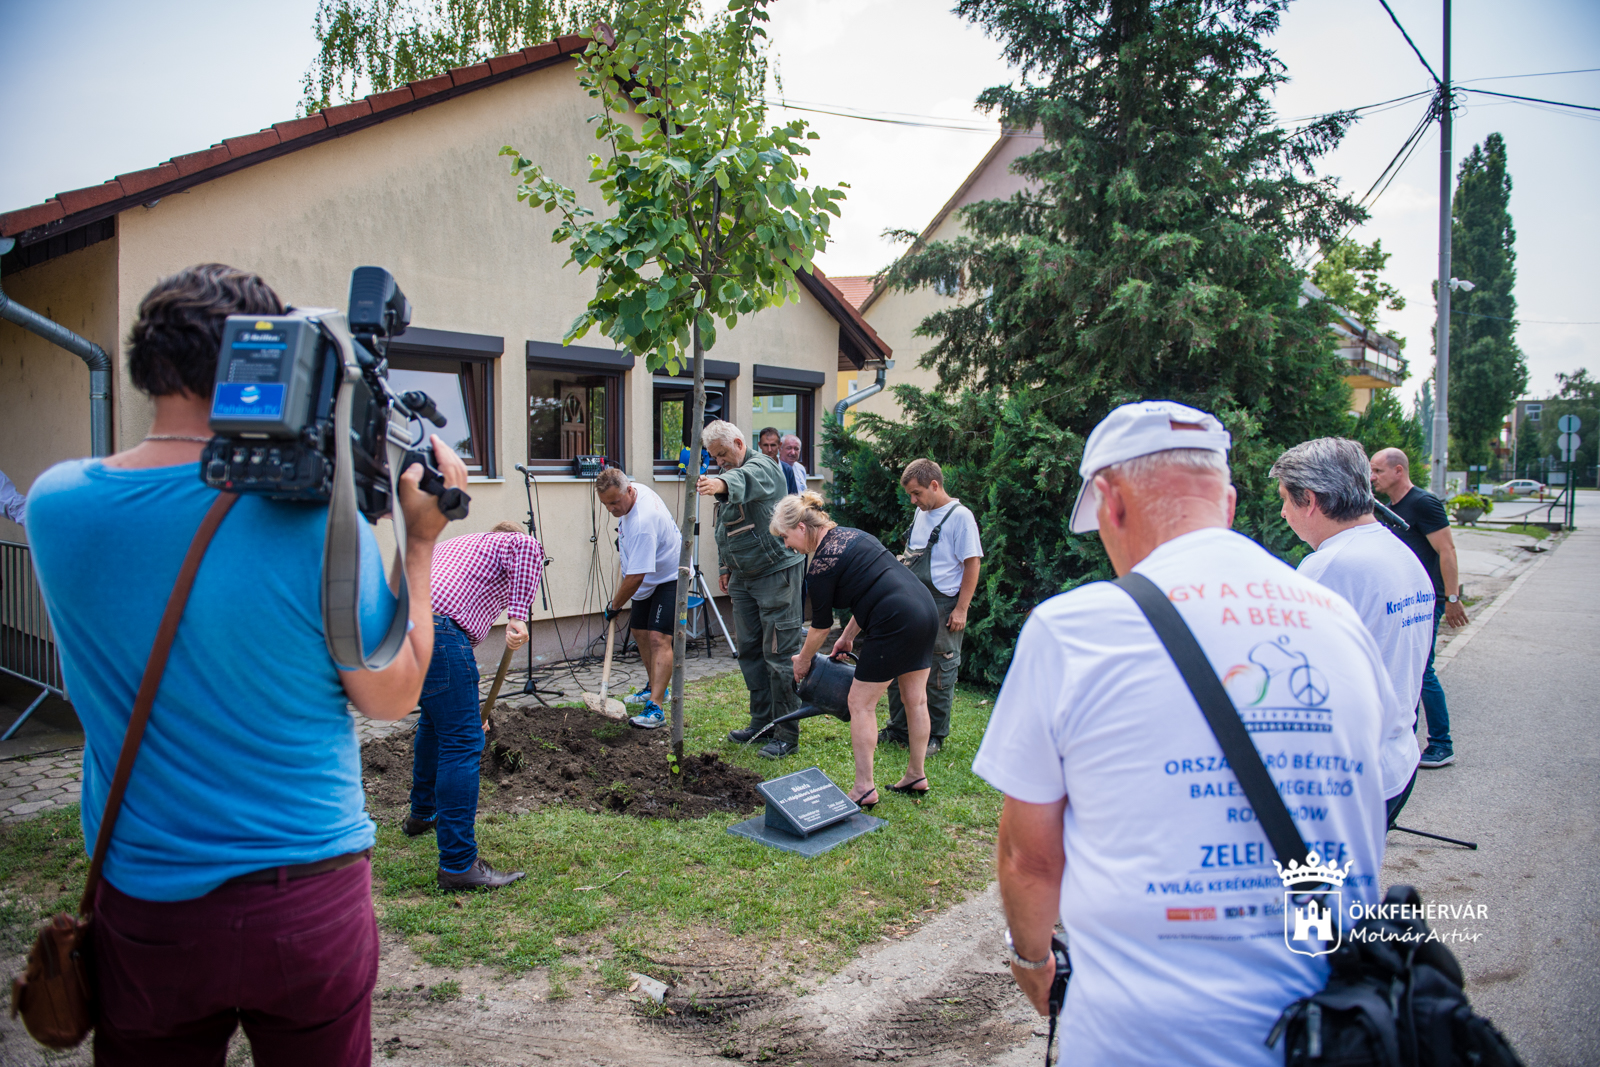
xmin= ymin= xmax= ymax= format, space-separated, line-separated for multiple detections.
xmin=402 ymin=815 xmax=436 ymax=837
xmin=437 ymin=858 xmax=526 ymax=891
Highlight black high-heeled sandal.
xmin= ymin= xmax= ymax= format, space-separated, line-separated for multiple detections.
xmin=850 ymin=788 xmax=879 ymax=811
xmin=887 ymin=776 xmax=929 ymax=796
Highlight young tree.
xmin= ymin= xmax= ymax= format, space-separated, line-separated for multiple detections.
xmin=1445 ymin=133 xmax=1528 ymax=471
xmin=1312 ymin=237 xmax=1406 ymax=346
xmin=502 ymin=0 xmax=844 ymax=758
xmin=301 ymin=0 xmax=612 ymax=113
xmin=827 ymin=0 xmax=1361 ymax=683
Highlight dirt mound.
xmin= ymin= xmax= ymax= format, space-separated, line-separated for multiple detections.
xmin=361 ymin=702 xmax=765 ymax=820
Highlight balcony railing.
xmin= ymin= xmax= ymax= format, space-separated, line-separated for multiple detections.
xmin=1 ymin=540 xmax=65 ymax=741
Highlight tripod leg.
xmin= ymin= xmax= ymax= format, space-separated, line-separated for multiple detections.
xmin=1389 ymin=825 xmax=1478 ymax=850
xmin=697 ymin=569 xmax=735 ymax=654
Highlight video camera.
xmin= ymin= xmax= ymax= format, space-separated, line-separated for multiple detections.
xmin=200 ymin=267 xmax=469 ymax=669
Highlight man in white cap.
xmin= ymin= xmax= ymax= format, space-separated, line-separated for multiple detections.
xmin=972 ymin=401 xmax=1407 ymax=1066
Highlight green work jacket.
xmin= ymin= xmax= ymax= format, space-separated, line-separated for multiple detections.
xmin=712 ymin=450 xmax=805 ymax=581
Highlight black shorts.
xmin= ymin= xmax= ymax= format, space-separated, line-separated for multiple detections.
xmin=628 ymin=580 xmax=678 ymax=635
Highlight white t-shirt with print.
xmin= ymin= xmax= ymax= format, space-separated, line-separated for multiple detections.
xmin=907 ymin=499 xmax=984 ymax=597
xmin=972 ymin=528 xmax=1403 ymax=1067
xmin=617 ymin=483 xmax=680 ymax=600
xmin=1297 ymin=521 xmax=1431 ymax=793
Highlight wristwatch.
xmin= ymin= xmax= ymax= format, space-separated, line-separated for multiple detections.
xmin=1005 ymin=928 xmax=1051 ymax=969
xmin=1445 ymin=595 xmax=1460 ymax=603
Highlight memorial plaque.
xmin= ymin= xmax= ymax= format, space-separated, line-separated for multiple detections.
xmin=759 ymin=766 xmax=858 ymax=837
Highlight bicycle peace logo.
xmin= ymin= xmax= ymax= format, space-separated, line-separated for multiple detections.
xmin=1221 ymin=636 xmax=1332 ymax=733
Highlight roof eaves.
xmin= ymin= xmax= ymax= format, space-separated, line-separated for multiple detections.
xmin=799 ymin=267 xmax=891 ymax=369
xmin=0 ymin=34 xmax=592 ymax=246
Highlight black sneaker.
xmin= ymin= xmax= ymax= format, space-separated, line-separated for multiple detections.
xmin=402 ymin=815 xmax=437 ymax=837
xmin=759 ymin=740 xmax=799 ymax=760
xmin=926 ymin=737 xmax=944 ymax=756
xmin=437 ymin=858 xmax=526 ymax=891
xmin=877 ymin=729 xmax=908 ymax=747
xmin=728 ymin=725 xmax=765 ymax=744
xmin=1418 ymin=744 xmax=1456 ymax=768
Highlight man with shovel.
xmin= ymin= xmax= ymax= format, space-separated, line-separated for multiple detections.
xmin=405 ymin=520 xmax=541 ymax=890
xmin=595 ymin=468 xmax=680 ymax=728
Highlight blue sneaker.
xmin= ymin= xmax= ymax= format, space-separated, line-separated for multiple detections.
xmin=626 ymin=684 xmax=668 ymax=706
xmin=630 ymin=701 xmax=666 ymax=729
xmin=1418 ymin=744 xmax=1455 ymax=768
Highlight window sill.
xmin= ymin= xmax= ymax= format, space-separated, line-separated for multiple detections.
xmin=467 ymin=476 xmax=504 ymax=484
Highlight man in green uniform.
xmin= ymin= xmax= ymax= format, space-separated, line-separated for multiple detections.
xmin=696 ymin=420 xmax=807 ymax=758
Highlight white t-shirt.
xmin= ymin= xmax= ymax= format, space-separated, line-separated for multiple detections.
xmin=617 ymin=483 xmax=680 ymax=600
xmin=786 ymin=459 xmax=808 ymax=485
xmin=973 ymin=528 xmax=1403 ymax=1067
xmin=907 ymin=499 xmax=984 ymax=596
xmin=1297 ymin=521 xmax=1431 ymax=794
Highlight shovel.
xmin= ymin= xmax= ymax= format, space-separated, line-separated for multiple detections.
xmin=583 ymin=615 xmax=628 ymax=719
xmin=480 ymin=645 xmax=515 ymax=729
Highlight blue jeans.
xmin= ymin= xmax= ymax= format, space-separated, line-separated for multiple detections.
xmin=1418 ymin=604 xmax=1452 ymax=750
xmin=409 ymin=616 xmax=484 ymax=872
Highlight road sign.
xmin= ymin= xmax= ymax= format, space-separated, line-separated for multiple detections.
xmin=1558 ymin=413 xmax=1581 ymax=433
xmin=1559 ymin=432 xmax=1582 ymax=460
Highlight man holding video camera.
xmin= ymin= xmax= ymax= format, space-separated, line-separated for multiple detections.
xmin=973 ymin=401 xmax=1405 ymax=1066
xmin=27 ymin=264 xmax=467 ymax=1065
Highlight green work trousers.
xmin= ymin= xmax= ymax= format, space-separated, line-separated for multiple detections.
xmin=886 ymin=590 xmax=961 ymax=743
xmin=729 ymin=564 xmax=805 ymax=745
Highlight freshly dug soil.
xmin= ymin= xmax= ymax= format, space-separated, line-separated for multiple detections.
xmin=361 ymin=702 xmax=765 ymax=820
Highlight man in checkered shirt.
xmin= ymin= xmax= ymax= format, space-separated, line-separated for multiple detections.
xmin=405 ymin=520 xmax=543 ymax=889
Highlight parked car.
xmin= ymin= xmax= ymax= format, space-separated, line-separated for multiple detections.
xmin=1500 ymin=479 xmax=1545 ymax=496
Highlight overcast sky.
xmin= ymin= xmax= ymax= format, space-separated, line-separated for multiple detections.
xmin=3 ymin=0 xmax=1595 ymax=404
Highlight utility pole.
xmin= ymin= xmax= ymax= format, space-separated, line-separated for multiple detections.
xmin=1430 ymin=0 xmax=1454 ymax=495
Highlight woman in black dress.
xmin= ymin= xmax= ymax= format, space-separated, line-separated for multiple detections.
xmin=771 ymin=492 xmax=939 ymax=808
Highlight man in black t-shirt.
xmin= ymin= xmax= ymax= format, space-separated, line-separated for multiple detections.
xmin=1371 ymin=448 xmax=1468 ymax=768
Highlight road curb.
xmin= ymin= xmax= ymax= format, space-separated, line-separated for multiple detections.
xmin=1434 ymin=540 xmax=1559 ymax=673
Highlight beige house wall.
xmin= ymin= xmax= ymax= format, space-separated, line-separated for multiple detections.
xmin=0 ymin=238 xmax=117 ymax=543
xmin=2 ymin=58 xmax=845 ymax=663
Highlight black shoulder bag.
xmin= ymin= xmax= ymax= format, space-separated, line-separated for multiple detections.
xmin=1113 ymin=573 xmax=1523 ymax=1067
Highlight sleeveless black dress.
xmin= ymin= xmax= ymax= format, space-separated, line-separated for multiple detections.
xmin=808 ymin=527 xmax=939 ymax=683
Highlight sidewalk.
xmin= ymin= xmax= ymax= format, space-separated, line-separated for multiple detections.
xmin=1382 ymin=525 xmax=1600 ymax=1065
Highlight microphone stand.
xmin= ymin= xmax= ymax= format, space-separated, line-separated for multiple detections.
xmin=514 ymin=464 xmax=565 ymax=706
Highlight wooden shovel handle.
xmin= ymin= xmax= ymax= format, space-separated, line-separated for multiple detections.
xmin=599 ymin=615 xmax=617 ymax=697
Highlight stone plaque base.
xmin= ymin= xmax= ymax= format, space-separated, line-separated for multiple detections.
xmin=726 ymin=811 xmax=885 ymax=857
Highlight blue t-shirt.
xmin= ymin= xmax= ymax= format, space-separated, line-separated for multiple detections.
xmin=27 ymin=460 xmax=392 ymax=901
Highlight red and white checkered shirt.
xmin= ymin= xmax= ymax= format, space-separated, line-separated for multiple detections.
xmin=430 ymin=532 xmax=544 ymax=645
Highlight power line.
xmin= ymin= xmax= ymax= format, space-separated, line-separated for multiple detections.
xmin=1376 ymin=0 xmax=1440 ymax=85
xmin=1461 ymin=67 xmax=1600 ymax=84
xmin=1463 ymin=87 xmax=1600 ymax=114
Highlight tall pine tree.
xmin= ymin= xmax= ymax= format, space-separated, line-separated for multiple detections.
xmin=1445 ymin=133 xmax=1528 ymax=470
xmin=827 ymin=0 xmax=1361 ymax=683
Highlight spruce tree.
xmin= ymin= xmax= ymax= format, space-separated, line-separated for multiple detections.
xmin=827 ymin=0 xmax=1362 ymax=683
xmin=1445 ymin=133 xmax=1528 ymax=470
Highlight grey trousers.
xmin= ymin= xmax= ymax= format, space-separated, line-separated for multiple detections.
xmin=886 ymin=590 xmax=961 ymax=742
xmin=729 ymin=565 xmax=805 ymax=745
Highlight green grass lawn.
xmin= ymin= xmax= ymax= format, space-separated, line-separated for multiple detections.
xmin=372 ymin=672 xmax=1003 ymax=976
xmin=0 ymin=676 xmax=1005 ymax=981
xmin=1499 ymin=523 xmax=1552 ymax=540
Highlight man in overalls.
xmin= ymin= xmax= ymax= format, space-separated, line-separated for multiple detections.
xmin=696 ymin=420 xmax=807 ymax=759
xmin=882 ymin=459 xmax=984 ymax=756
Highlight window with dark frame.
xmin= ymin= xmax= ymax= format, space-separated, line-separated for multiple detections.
xmin=653 ymin=377 xmax=730 ymax=477
xmin=387 ymin=354 xmax=495 ymax=477
xmin=527 ymin=366 xmax=622 ymax=473
xmin=751 ymin=387 xmax=816 ymax=472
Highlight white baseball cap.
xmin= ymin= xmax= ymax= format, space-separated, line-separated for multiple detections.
xmin=1068 ymin=400 xmax=1232 ymax=533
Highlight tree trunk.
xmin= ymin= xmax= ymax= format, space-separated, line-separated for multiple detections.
xmin=669 ymin=318 xmax=707 ymax=765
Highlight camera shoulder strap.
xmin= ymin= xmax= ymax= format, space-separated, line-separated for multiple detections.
xmin=320 ymin=312 xmax=412 ymax=670
xmin=1112 ymin=572 xmax=1312 ymax=874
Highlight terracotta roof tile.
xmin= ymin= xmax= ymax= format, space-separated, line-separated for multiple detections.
xmin=409 ymin=74 xmax=455 ymax=100
xmin=322 ymin=99 xmax=373 ymax=126
xmin=451 ymin=62 xmax=492 ymax=87
xmin=554 ymin=34 xmax=587 ymax=51
xmin=272 ymin=114 xmax=328 ymax=141
xmin=170 ymin=145 xmax=232 ymax=177
xmin=56 ymin=182 xmax=125 ymax=215
xmin=113 ymin=163 xmax=181 ymax=198
xmin=523 ymin=42 xmax=560 ymax=63
xmin=828 ymin=275 xmax=877 ymax=310
xmin=488 ymin=52 xmax=527 ymax=75
xmin=368 ymin=87 xmax=415 ymax=113
xmin=221 ymin=130 xmax=281 ymax=157
xmin=0 ymin=200 xmax=65 ymax=236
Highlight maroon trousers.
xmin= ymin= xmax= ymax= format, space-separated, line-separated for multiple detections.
xmin=92 ymin=859 xmax=378 ymax=1066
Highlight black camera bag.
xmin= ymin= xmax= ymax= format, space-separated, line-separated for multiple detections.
xmin=1114 ymin=574 xmax=1524 ymax=1067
